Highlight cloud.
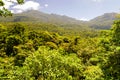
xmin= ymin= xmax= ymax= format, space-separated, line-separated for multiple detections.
xmin=0 ymin=0 xmax=14 ymax=9
xmin=12 ymin=0 xmax=40 ymax=13
xmin=79 ymin=18 xmax=89 ymax=21
xmin=0 ymin=0 xmax=41 ymax=13
xmin=44 ymin=4 xmax=48 ymax=8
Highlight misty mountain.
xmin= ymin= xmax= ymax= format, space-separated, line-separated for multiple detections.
xmin=89 ymin=13 xmax=117 ymax=29
xmin=0 ymin=10 xmax=83 ymax=24
xmin=0 ymin=10 xmax=118 ymax=29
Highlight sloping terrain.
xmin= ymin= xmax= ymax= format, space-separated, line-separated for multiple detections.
xmin=0 ymin=10 xmax=118 ymax=29
xmin=89 ymin=13 xmax=117 ymax=29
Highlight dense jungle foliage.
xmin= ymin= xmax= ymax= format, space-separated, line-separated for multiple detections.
xmin=0 ymin=20 xmax=120 ymax=80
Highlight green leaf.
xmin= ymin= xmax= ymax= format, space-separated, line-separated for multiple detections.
xmin=0 ymin=8 xmax=12 ymax=17
xmin=0 ymin=0 xmax=4 ymax=6
xmin=17 ymin=0 xmax=24 ymax=4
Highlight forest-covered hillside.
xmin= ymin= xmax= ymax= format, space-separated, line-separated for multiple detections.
xmin=89 ymin=13 xmax=117 ymax=29
xmin=0 ymin=10 xmax=82 ymax=24
xmin=0 ymin=19 xmax=120 ymax=79
xmin=0 ymin=10 xmax=118 ymax=29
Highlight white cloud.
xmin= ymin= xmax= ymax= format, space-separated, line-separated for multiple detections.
xmin=44 ymin=4 xmax=48 ymax=8
xmin=12 ymin=1 xmax=40 ymax=13
xmin=0 ymin=0 xmax=41 ymax=13
xmin=79 ymin=18 xmax=89 ymax=21
xmin=11 ymin=9 xmax=23 ymax=13
xmin=0 ymin=0 xmax=14 ymax=9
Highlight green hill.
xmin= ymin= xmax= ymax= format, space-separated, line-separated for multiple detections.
xmin=0 ymin=10 xmax=83 ymax=24
xmin=89 ymin=13 xmax=117 ymax=29
xmin=0 ymin=10 xmax=118 ymax=29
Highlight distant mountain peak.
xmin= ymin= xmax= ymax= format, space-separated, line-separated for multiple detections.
xmin=89 ymin=12 xmax=118 ymax=29
xmin=0 ymin=10 xmax=118 ymax=29
xmin=90 ymin=12 xmax=117 ymax=22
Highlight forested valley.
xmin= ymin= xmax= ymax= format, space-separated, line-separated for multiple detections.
xmin=0 ymin=0 xmax=120 ymax=79
xmin=0 ymin=19 xmax=120 ymax=80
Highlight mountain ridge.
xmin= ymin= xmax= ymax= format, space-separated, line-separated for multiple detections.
xmin=89 ymin=12 xmax=117 ymax=29
xmin=0 ymin=10 xmax=118 ymax=29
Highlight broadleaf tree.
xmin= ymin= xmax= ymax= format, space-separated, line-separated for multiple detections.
xmin=0 ymin=0 xmax=24 ymax=16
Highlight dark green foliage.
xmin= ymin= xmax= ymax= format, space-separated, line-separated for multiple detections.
xmin=17 ymin=0 xmax=24 ymax=4
xmin=63 ymin=37 xmax=70 ymax=43
xmin=5 ymin=35 xmax=22 ymax=56
xmin=0 ymin=8 xmax=12 ymax=17
xmin=14 ymin=53 xmax=26 ymax=66
xmin=0 ymin=0 xmax=4 ymax=6
xmin=102 ymin=51 xmax=120 ymax=79
xmin=28 ymin=31 xmax=39 ymax=40
xmin=99 ymin=20 xmax=120 ymax=80
xmin=9 ymin=23 xmax=25 ymax=36
xmin=111 ymin=20 xmax=120 ymax=45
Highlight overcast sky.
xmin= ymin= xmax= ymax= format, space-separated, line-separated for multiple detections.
xmin=1 ymin=0 xmax=120 ymax=21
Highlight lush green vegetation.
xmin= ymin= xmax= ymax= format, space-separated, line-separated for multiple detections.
xmin=0 ymin=20 xmax=120 ymax=80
